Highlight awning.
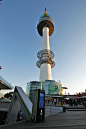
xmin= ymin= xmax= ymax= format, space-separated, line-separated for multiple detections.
xmin=74 ymin=97 xmax=78 ymax=98
xmin=0 ymin=76 xmax=14 ymax=90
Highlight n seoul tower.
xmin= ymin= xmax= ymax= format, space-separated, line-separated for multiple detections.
xmin=36 ymin=7 xmax=55 ymax=82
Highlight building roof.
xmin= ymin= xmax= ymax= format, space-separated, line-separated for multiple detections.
xmin=0 ymin=76 xmax=14 ymax=90
xmin=45 ymin=94 xmax=63 ymax=98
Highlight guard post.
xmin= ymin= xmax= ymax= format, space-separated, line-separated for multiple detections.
xmin=32 ymin=89 xmax=45 ymax=123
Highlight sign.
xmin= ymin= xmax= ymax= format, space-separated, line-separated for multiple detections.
xmin=39 ymin=93 xmax=44 ymax=108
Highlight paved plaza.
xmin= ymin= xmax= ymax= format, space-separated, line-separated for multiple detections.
xmin=0 ymin=103 xmax=86 ymax=128
xmin=0 ymin=110 xmax=86 ymax=129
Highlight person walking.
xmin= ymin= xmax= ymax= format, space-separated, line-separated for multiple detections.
xmin=54 ymin=99 xmax=56 ymax=105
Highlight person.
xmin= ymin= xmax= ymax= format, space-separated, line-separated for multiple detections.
xmin=84 ymin=100 xmax=86 ymax=108
xmin=16 ymin=110 xmax=23 ymax=122
xmin=54 ymin=99 xmax=56 ymax=105
xmin=61 ymin=101 xmax=62 ymax=106
xmin=75 ymin=99 xmax=77 ymax=106
xmin=52 ymin=99 xmax=53 ymax=104
xmin=74 ymin=99 xmax=75 ymax=106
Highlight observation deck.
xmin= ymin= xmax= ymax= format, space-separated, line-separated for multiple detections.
xmin=37 ymin=10 xmax=54 ymax=36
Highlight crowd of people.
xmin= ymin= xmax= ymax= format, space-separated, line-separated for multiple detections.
xmin=63 ymin=98 xmax=86 ymax=106
xmin=47 ymin=98 xmax=86 ymax=107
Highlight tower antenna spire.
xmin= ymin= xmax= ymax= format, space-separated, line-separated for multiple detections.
xmin=45 ymin=7 xmax=47 ymax=14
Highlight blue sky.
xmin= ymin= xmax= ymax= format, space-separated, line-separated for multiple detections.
xmin=0 ymin=0 xmax=86 ymax=95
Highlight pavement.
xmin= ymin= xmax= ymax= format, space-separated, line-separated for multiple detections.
xmin=0 ymin=111 xmax=86 ymax=129
xmin=0 ymin=103 xmax=86 ymax=129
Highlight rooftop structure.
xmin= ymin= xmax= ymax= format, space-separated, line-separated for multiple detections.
xmin=0 ymin=76 xmax=14 ymax=90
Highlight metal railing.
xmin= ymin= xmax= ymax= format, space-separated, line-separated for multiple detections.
xmin=37 ymin=49 xmax=54 ymax=59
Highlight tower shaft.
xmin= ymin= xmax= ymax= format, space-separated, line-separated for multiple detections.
xmin=40 ymin=64 xmax=52 ymax=81
xmin=42 ymin=27 xmax=50 ymax=50
xmin=40 ymin=27 xmax=52 ymax=81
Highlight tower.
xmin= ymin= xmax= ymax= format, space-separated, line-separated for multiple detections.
xmin=36 ymin=7 xmax=55 ymax=82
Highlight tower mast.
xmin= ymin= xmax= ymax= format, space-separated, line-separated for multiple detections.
xmin=36 ymin=8 xmax=55 ymax=81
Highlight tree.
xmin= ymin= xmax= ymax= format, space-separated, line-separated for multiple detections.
xmin=0 ymin=66 xmax=2 ymax=70
xmin=4 ymin=93 xmax=12 ymax=100
xmin=9 ymin=92 xmax=14 ymax=95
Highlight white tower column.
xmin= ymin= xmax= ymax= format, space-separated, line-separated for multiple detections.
xmin=42 ymin=27 xmax=50 ymax=50
xmin=40 ymin=63 xmax=52 ymax=81
xmin=39 ymin=27 xmax=52 ymax=81
xmin=36 ymin=7 xmax=55 ymax=82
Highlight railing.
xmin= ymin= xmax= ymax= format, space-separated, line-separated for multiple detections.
xmin=39 ymin=13 xmax=53 ymax=21
xmin=38 ymin=16 xmax=54 ymax=25
xmin=37 ymin=49 xmax=54 ymax=59
xmin=36 ymin=49 xmax=55 ymax=68
xmin=36 ymin=59 xmax=55 ymax=68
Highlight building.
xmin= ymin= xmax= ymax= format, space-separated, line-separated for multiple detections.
xmin=0 ymin=76 xmax=14 ymax=90
xmin=26 ymin=81 xmax=42 ymax=102
xmin=26 ymin=80 xmax=63 ymax=102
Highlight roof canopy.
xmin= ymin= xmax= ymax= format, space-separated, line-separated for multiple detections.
xmin=0 ymin=76 xmax=14 ymax=90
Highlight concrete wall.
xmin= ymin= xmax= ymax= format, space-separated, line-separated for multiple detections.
xmin=45 ymin=105 xmax=63 ymax=116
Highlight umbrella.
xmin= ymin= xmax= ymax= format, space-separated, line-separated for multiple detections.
xmin=74 ymin=97 xmax=78 ymax=98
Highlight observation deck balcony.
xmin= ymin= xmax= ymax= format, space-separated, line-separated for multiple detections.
xmin=37 ymin=49 xmax=54 ymax=59
xmin=36 ymin=49 xmax=55 ymax=68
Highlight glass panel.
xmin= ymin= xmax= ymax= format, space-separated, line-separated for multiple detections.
xmin=39 ymin=13 xmax=52 ymax=20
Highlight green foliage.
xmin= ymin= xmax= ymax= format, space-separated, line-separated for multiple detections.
xmin=9 ymin=92 xmax=14 ymax=95
xmin=4 ymin=93 xmax=12 ymax=99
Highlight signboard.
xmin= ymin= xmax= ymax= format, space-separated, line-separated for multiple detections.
xmin=43 ymin=81 xmax=58 ymax=94
xmin=39 ymin=93 xmax=44 ymax=108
